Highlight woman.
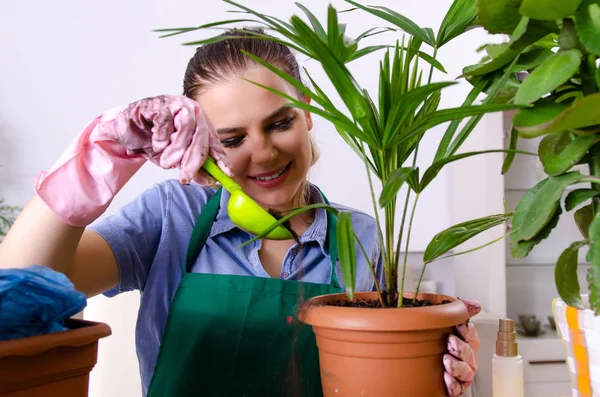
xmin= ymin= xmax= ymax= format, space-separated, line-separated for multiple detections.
xmin=0 ymin=29 xmax=479 ymax=396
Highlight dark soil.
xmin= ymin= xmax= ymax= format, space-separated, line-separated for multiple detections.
xmin=324 ymin=291 xmax=452 ymax=308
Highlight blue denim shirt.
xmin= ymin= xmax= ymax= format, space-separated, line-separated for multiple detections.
xmin=88 ymin=179 xmax=383 ymax=396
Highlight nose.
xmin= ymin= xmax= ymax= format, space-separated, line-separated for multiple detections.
xmin=250 ymin=133 xmax=278 ymax=166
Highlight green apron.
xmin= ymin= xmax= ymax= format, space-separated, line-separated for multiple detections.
xmin=146 ymin=188 xmax=342 ymax=397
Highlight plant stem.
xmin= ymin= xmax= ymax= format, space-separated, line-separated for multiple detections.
xmin=399 ymin=193 xmax=420 ymax=307
xmin=396 ymin=47 xmax=438 ymax=307
xmin=589 ymin=142 xmax=600 ymax=215
xmin=362 ymin=143 xmax=387 ymax=304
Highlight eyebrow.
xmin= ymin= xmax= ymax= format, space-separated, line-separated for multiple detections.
xmin=216 ymin=106 xmax=294 ymax=135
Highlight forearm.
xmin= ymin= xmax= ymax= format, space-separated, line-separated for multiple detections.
xmin=0 ymin=195 xmax=84 ymax=274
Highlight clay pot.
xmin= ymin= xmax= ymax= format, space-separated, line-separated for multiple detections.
xmin=299 ymin=291 xmax=469 ymax=397
xmin=0 ymin=318 xmax=111 ymax=397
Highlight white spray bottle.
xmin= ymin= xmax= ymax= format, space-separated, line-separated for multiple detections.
xmin=492 ymin=318 xmax=524 ymax=397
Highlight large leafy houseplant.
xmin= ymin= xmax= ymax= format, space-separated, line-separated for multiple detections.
xmin=463 ymin=0 xmax=600 ymax=316
xmin=157 ymin=0 xmax=526 ymax=308
xmin=156 ymin=1 xmax=533 ymax=395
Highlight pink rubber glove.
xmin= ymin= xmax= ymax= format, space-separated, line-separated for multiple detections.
xmin=444 ymin=298 xmax=481 ymax=397
xmin=34 ymin=95 xmax=231 ymax=227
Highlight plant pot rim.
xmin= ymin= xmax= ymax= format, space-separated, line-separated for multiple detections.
xmin=298 ymin=291 xmax=469 ymax=331
xmin=0 ymin=318 xmax=111 ymax=358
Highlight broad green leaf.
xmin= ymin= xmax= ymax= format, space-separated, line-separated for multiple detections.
xmin=420 ymin=149 xmax=533 ymax=191
xmin=502 ymin=127 xmax=519 ymax=174
xmin=476 ymin=0 xmax=523 ymax=34
xmin=514 ymin=49 xmax=583 ymax=105
xmin=424 ymin=214 xmax=512 ymax=263
xmin=337 ymin=211 xmax=357 ymax=300
xmin=556 ymin=241 xmax=587 ymax=309
xmin=586 ymin=209 xmax=600 ymax=314
xmin=566 ymin=189 xmax=600 ymax=211
xmin=539 ymin=132 xmax=600 ymax=176
xmin=520 ymin=0 xmax=583 ymax=20
xmin=511 ymin=172 xmax=583 ymax=244
xmin=514 ymin=93 xmax=600 ymax=137
xmin=344 ymin=0 xmax=435 ymax=47
xmin=379 ymin=168 xmax=415 ymax=207
xmin=462 ymin=18 xmax=557 ymax=77
xmin=407 ymin=168 xmax=420 ymax=192
xmin=576 ymin=0 xmax=600 ymax=56
xmin=587 ymin=266 xmax=600 ymax=315
xmin=511 ymin=204 xmax=562 ymax=257
xmin=437 ymin=0 xmax=478 ymax=47
xmin=575 ymin=204 xmax=594 ymax=239
xmin=511 ymin=47 xmax=555 ymax=72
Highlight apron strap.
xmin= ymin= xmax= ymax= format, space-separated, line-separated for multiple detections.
xmin=185 ymin=188 xmax=222 ymax=273
xmin=185 ymin=186 xmax=341 ymax=288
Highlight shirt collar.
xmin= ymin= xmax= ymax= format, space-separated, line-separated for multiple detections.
xmin=209 ymin=183 xmax=329 ymax=255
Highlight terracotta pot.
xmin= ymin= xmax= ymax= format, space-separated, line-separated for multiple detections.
xmin=553 ymin=296 xmax=600 ymax=397
xmin=0 ymin=318 xmax=111 ymax=397
xmin=299 ymin=291 xmax=469 ymax=397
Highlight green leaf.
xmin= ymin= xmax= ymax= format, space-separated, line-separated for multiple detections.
xmin=511 ymin=47 xmax=555 ymax=72
xmin=337 ymin=211 xmax=357 ymax=300
xmin=502 ymin=127 xmax=519 ymax=174
xmin=556 ymin=241 xmax=587 ymax=309
xmin=407 ymin=168 xmax=420 ymax=192
xmin=462 ymin=18 xmax=558 ymax=77
xmin=437 ymin=0 xmax=478 ymax=47
xmin=511 ymin=204 xmax=562 ymax=257
xmin=396 ymin=103 xmax=523 ymax=147
xmin=520 ymin=0 xmax=583 ymax=20
xmin=379 ymin=167 xmax=415 ymax=207
xmin=514 ymin=93 xmax=600 ymax=138
xmin=424 ymin=213 xmax=513 ymax=263
xmin=442 ymin=58 xmax=522 ymax=160
xmin=476 ymin=0 xmax=523 ymax=34
xmin=295 ymin=2 xmax=327 ymax=41
xmin=420 ymin=149 xmax=534 ymax=191
xmin=344 ymin=0 xmax=435 ymax=47
xmin=575 ymin=204 xmax=594 ymax=239
xmin=510 ymin=172 xmax=583 ymax=254
xmin=576 ymin=0 xmax=600 ymax=56
xmin=587 ymin=266 xmax=600 ymax=315
xmin=539 ymin=132 xmax=600 ymax=175
xmin=586 ymin=209 xmax=600 ymax=314
xmin=566 ymin=189 xmax=600 ymax=211
xmin=514 ymin=49 xmax=583 ymax=105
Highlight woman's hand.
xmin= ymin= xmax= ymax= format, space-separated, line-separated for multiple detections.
xmin=35 ymin=95 xmax=231 ymax=227
xmin=444 ymin=298 xmax=481 ymax=397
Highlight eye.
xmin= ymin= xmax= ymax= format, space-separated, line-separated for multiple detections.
xmin=220 ymin=136 xmax=245 ymax=148
xmin=269 ymin=117 xmax=295 ymax=132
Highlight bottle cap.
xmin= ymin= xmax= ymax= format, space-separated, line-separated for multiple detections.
xmin=496 ymin=318 xmax=518 ymax=357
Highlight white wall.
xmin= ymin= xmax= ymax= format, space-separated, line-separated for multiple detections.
xmin=0 ymin=1 xmax=503 ymax=395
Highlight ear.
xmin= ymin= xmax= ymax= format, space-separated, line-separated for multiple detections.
xmin=304 ymin=96 xmax=313 ymax=131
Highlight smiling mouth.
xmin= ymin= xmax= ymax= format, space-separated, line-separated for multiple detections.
xmin=249 ymin=162 xmax=292 ymax=181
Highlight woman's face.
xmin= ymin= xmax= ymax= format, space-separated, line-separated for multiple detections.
xmin=196 ymin=65 xmax=313 ymax=211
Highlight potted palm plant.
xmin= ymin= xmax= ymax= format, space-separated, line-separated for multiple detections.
xmin=462 ymin=0 xmax=600 ymax=395
xmin=158 ymin=1 xmax=526 ymax=395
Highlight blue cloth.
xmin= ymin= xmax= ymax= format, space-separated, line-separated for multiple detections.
xmin=88 ymin=180 xmax=383 ymax=396
xmin=0 ymin=265 xmax=87 ymax=341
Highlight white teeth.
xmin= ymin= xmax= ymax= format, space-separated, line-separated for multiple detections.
xmin=254 ymin=165 xmax=287 ymax=181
